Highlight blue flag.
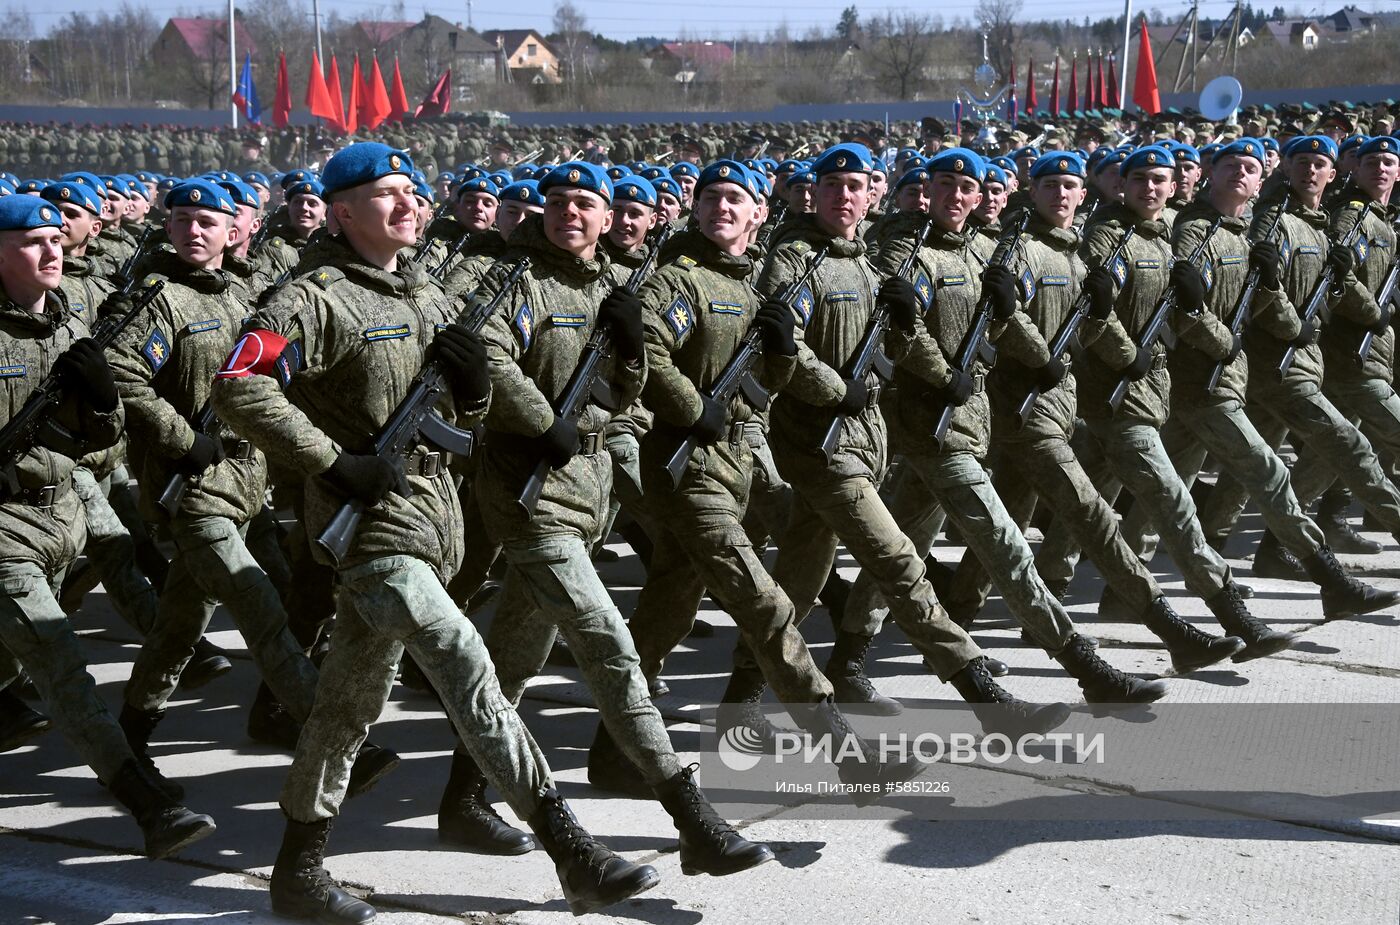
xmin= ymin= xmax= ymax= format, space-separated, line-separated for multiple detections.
xmin=232 ymin=53 xmax=261 ymax=124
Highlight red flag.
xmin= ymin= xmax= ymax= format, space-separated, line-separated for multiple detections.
xmin=1133 ymin=19 xmax=1161 ymax=115
xmin=415 ymin=68 xmax=452 ymax=118
xmin=344 ymin=55 xmax=362 ymax=134
xmin=1096 ymin=52 xmax=1108 ymax=109
xmin=1049 ymin=55 xmax=1061 ymax=117
xmin=325 ymin=54 xmax=347 ymax=133
xmin=273 ymin=51 xmax=292 ymax=128
xmin=1025 ymin=55 xmax=1037 ymax=114
xmin=1107 ymin=53 xmax=1121 ymax=108
xmin=388 ymin=57 xmax=410 ymax=122
xmin=1088 ymin=52 xmax=1098 ymax=110
xmin=363 ymin=56 xmax=392 ymax=130
xmin=1067 ymin=53 xmax=1079 ymax=116
xmin=305 ymin=50 xmax=336 ymax=122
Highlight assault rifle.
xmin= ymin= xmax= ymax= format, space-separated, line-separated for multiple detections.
xmin=1355 ymin=213 xmax=1400 ymax=365
xmin=1207 ymin=196 xmax=1289 ymax=392
xmin=1277 ymin=218 xmax=1364 ymax=379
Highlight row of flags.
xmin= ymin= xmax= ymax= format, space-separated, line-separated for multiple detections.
xmin=232 ymin=51 xmax=453 ymax=131
xmin=998 ymin=20 xmax=1165 ymax=121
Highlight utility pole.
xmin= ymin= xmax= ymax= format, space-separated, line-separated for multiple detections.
xmin=228 ymin=0 xmax=237 ymax=127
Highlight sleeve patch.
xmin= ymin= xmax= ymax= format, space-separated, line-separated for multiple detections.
xmin=708 ymin=301 xmax=744 ymax=315
xmin=513 ymin=302 xmax=535 ymax=349
xmin=185 ymin=318 xmax=223 ymax=334
xmin=216 ymin=328 xmax=293 ymax=382
xmin=913 ymin=272 xmax=933 ymax=311
xmin=1296 ymin=245 xmax=1321 ymax=256
xmin=1134 ymin=259 xmax=1161 ymax=269
xmin=141 ymin=327 xmax=171 ymax=373
xmin=793 ymin=286 xmax=815 ymax=326
xmin=1279 ymin=238 xmax=1292 ymax=265
xmin=826 ymin=291 xmax=860 ymax=302
xmin=675 ymin=255 xmax=698 ymax=270
xmin=1110 ymin=254 xmax=1129 ymax=286
xmin=1039 ymin=275 xmax=1070 ymax=286
xmin=1200 ymin=261 xmax=1214 ymax=293
xmin=69 ymin=302 xmax=86 ymax=315
xmin=664 ymin=296 xmax=693 ymax=337
xmin=548 ymin=312 xmax=587 ymax=328
xmin=938 ymin=275 xmax=966 ymax=287
xmin=1019 ymin=268 xmax=1037 ymax=301
xmin=1355 ymin=238 xmax=1370 ymax=265
xmin=1219 ymin=255 xmax=1245 ymax=266
xmin=0 ymin=364 xmax=26 ymax=378
xmin=363 ymin=324 xmax=411 ymax=342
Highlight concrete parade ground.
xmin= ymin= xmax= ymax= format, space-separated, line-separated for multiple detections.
xmin=3 ymin=497 xmax=1399 ymax=925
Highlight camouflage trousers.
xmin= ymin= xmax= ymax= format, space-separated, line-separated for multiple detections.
xmin=124 ymin=514 xmax=317 ymax=720
xmin=281 ymin=554 xmax=551 ymax=822
xmin=845 ymin=451 xmax=1075 ymax=655
xmin=71 ymin=466 xmax=159 ymax=636
xmin=595 ymin=430 xmax=644 ymax=556
xmin=488 ymin=532 xmax=681 ymax=786
xmin=944 ymin=434 xmax=1162 ymax=619
xmin=0 ymin=559 xmax=134 ymax=782
xmin=1037 ymin=417 xmax=1232 ymax=598
xmin=740 ymin=423 xmax=793 ymax=550
xmin=1202 ymin=378 xmax=1400 ymax=541
xmin=762 ymin=467 xmax=982 ymax=681
xmin=1121 ymin=395 xmax=1325 ymax=559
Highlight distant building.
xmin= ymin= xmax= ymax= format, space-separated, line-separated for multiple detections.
xmin=479 ymin=29 xmax=561 ymax=83
xmin=645 ymin=41 xmax=735 ymax=83
xmin=345 ymin=16 xmax=499 ymax=97
xmin=1261 ymin=19 xmax=1324 ymax=51
xmin=152 ymin=17 xmax=256 ymax=69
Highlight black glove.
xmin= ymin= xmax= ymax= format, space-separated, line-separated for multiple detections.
xmin=1292 ymin=317 xmax=1319 ymax=347
xmin=531 ymin=416 xmax=581 ymax=469
xmin=598 ymin=288 xmax=645 ymax=362
xmin=95 ymin=291 xmax=134 ymax=322
xmin=1125 ymin=346 xmax=1154 ymax=381
xmin=1225 ymin=333 xmax=1244 ymax=363
xmin=1036 ymin=356 xmax=1066 ymax=391
xmin=1250 ymin=239 xmax=1282 ymax=289
xmin=1170 ymin=262 xmax=1206 ymax=315
xmin=982 ymin=265 xmax=1019 ymax=322
xmin=428 ymin=323 xmax=490 ymax=405
xmin=54 ymin=338 xmax=118 ymax=411
xmin=755 ymin=299 xmax=797 ymax=356
xmin=878 ymin=277 xmax=920 ymax=334
xmin=938 ymin=368 xmax=975 ymax=406
xmin=1326 ymin=242 xmax=1355 ymax=278
xmin=324 ymin=452 xmax=410 ymax=507
xmin=691 ymin=394 xmax=728 ymax=445
xmin=1084 ymin=266 xmax=1117 ymax=321
xmin=835 ymin=378 xmax=868 ymax=416
xmin=174 ymin=432 xmax=225 ymax=477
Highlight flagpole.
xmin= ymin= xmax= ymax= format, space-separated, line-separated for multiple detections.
xmin=312 ymin=0 xmax=323 ymax=62
xmin=228 ymin=0 xmax=237 ymax=127
xmin=1119 ymin=0 xmax=1132 ymax=108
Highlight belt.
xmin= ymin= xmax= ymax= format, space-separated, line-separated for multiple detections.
xmin=404 ymin=450 xmax=453 ymax=478
xmin=228 ymin=439 xmax=255 ymax=461
xmin=970 ymin=374 xmax=986 ymax=395
xmin=579 ymin=432 xmax=603 ymax=457
xmin=12 ymin=484 xmax=57 ymax=508
xmin=865 ymin=383 xmax=884 ymax=408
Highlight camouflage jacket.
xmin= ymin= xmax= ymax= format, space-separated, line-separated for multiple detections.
xmin=1326 ymin=195 xmax=1394 ymax=384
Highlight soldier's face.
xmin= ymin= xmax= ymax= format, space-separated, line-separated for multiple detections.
xmin=334 ymin=176 xmax=420 ymax=252
xmin=0 ymin=227 xmax=64 ymax=296
xmin=455 ymin=191 xmax=499 ymax=233
xmin=676 ymin=174 xmax=697 ymax=204
xmin=1031 ymin=175 xmax=1087 ymax=228
xmin=786 ymin=184 xmax=813 ymax=212
xmin=228 ymin=204 xmax=259 ymax=252
xmin=609 ymin=201 xmax=656 ymax=250
xmin=657 ymin=194 xmax=682 ymax=224
xmin=1174 ymin=161 xmax=1201 ymax=199
xmin=815 ymin=172 xmax=869 ymax=237
xmin=1123 ymin=167 xmax=1175 ymax=217
xmin=974 ymin=181 xmax=1007 ymax=224
xmin=168 ymin=206 xmax=231 ymax=267
xmin=288 ymin=194 xmax=326 ymax=238
xmin=893 ymin=182 xmax=928 ymax=214
xmin=1212 ymin=155 xmax=1263 ymax=205
xmin=1356 ymin=152 xmax=1400 ymax=201
xmin=926 ymin=172 xmax=982 ymax=232
xmin=544 ymin=187 xmax=611 ymax=258
xmin=1287 ymin=154 xmax=1336 ymax=200
xmin=869 ymin=172 xmax=888 ymax=208
xmin=55 ymin=203 xmax=99 ymax=250
xmin=695 ymin=181 xmax=757 ymax=252
xmin=497 ymin=201 xmax=541 ymax=240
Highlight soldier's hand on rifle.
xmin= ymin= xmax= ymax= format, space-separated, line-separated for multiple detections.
xmin=1170 ymin=261 xmax=1206 ymax=315
xmin=1374 ymin=302 xmax=1392 ymax=333
xmin=1326 ymin=242 xmax=1355 ymax=278
xmin=324 ymin=452 xmax=411 ymax=506
xmin=1226 ymin=333 xmax=1244 ymax=363
xmin=877 ymin=277 xmax=919 ymax=334
xmin=1125 ymin=346 xmax=1155 ymax=381
xmin=96 ymin=291 xmax=135 ymax=322
xmin=599 ymin=288 xmax=645 ymax=362
xmin=755 ymin=300 xmax=797 ymax=356
xmin=531 ymin=416 xmax=582 ymax=469
xmin=835 ymin=377 xmax=869 ymax=415
xmin=1036 ymin=356 xmax=1066 ymax=391
xmin=982 ymin=265 xmax=1019 ymax=321
xmin=174 ymin=432 xmax=226 ymax=477
xmin=937 ymin=368 xmax=975 ymax=406
xmin=54 ymin=338 xmax=118 ymax=411
xmin=1292 ymin=316 xmax=1320 ymax=347
xmin=1084 ymin=266 xmax=1117 ymax=320
xmin=428 ymin=323 xmax=490 ymax=405
xmin=1250 ymin=239 xmax=1282 ymax=289
xmin=691 ymin=395 xmax=728 ymax=445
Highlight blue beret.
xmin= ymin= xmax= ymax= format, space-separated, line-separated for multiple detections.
xmin=207 ymin=170 xmax=236 ymax=183
xmin=652 ymin=176 xmax=683 ymax=200
xmin=279 ymin=168 xmax=314 ymax=189
xmin=1093 ymin=149 xmax=1127 ymax=174
xmin=410 ymin=169 xmax=428 ymax=186
xmin=626 ymin=161 xmax=647 ymax=172
xmin=742 ymin=158 xmax=762 ymax=174
xmin=286 ymin=179 xmax=325 ymax=200
xmin=99 ymin=176 xmax=128 ymax=197
xmin=216 ymin=178 xmax=261 ymax=209
xmin=983 ymin=164 xmax=1008 ymax=187
xmin=539 ymin=162 xmax=613 ymax=203
xmin=812 ymin=143 xmax=874 ymax=176
xmin=413 ymin=181 xmax=434 ymax=202
xmin=903 ymin=155 xmax=928 ymax=171
xmin=511 ymin=163 xmax=538 ymax=180
xmin=927 ymin=147 xmax=986 ymax=182
xmin=669 ymin=162 xmax=700 ymax=180
xmin=695 ymin=160 xmax=759 ymax=203
xmin=501 ymin=180 xmax=545 ymax=207
xmin=454 ymin=162 xmax=480 ymax=175
xmin=895 ymin=167 xmax=929 ymax=191
xmin=1013 ymin=146 xmax=1042 ymax=161
xmin=872 ymin=157 xmax=889 ymax=176
xmin=1359 ymin=136 xmax=1399 ymax=159
xmin=489 ymin=171 xmax=511 ymax=189
xmin=758 ymin=158 xmax=779 ymax=172
xmin=0 ymin=179 xmax=15 ymax=196
xmin=42 ymin=181 xmax=105 ymax=217
xmin=118 ymin=175 xmax=147 ymax=200
xmin=321 ymin=143 xmax=414 ymax=197
xmin=1340 ymin=134 xmax=1367 ymax=154
xmin=458 ymin=166 xmax=489 ymax=183
xmin=529 ymin=166 xmax=551 ymax=182
xmin=753 ymin=173 xmax=773 ymax=199
xmin=1169 ymin=142 xmax=1201 ymax=165
xmin=157 ymin=177 xmax=180 ymax=194
xmin=1029 ymin=152 xmax=1087 ymax=179
xmin=136 ymin=171 xmax=158 ymax=184
xmin=243 ymin=171 xmax=270 ymax=188
xmin=897 ymin=147 xmax=921 ymax=162
xmin=164 ymin=179 xmax=237 ymax=215
xmin=605 ymin=165 xmax=633 ymax=181
xmin=1120 ymin=145 xmax=1175 ymax=175
xmin=788 ymin=170 xmax=816 ymax=187
xmin=613 ymin=177 xmax=657 ymax=208
xmin=436 ymin=171 xmax=456 ymax=185
xmin=776 ymin=159 xmax=804 ymax=175
xmin=639 ymin=166 xmax=667 ymax=181
xmin=0 ymin=195 xmax=62 ymax=231
xmin=1259 ymin=137 xmax=1280 ymax=153
xmin=0 ymin=172 xmax=16 ymax=187
xmin=1287 ymin=135 xmax=1339 ymax=162
xmin=457 ymin=176 xmax=500 ymax=199
xmin=1212 ymin=138 xmax=1266 ymax=165
xmin=1199 ymin=143 xmax=1223 ymax=162
xmin=991 ymin=155 xmax=1016 ymax=173
xmin=17 ymin=179 xmax=48 ymax=194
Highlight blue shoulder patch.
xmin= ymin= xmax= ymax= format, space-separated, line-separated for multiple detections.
xmin=69 ymin=302 xmax=86 ymax=315
xmin=1355 ymin=237 xmax=1370 ymax=265
xmin=940 ymin=275 xmax=966 ymax=287
xmin=709 ymin=300 xmax=743 ymax=315
xmin=1040 ymin=275 xmax=1070 ymax=286
xmin=1110 ymin=254 xmax=1129 ymax=286
xmin=1279 ymin=237 xmax=1292 ymax=265
xmin=913 ymin=272 xmax=933 ymax=311
xmin=1200 ymin=261 xmax=1214 ymax=293
xmin=664 ymin=296 xmax=693 ymax=338
xmin=793 ymin=286 xmax=815 ymax=326
xmin=513 ymin=302 xmax=535 ymax=349
xmin=186 ymin=318 xmax=223 ymax=335
xmin=1019 ymin=268 xmax=1036 ymax=302
xmin=363 ymin=324 xmax=412 ymax=342
xmin=141 ymin=327 xmax=171 ymax=373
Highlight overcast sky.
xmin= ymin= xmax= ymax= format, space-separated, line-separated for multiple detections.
xmin=14 ymin=0 xmax=1373 ymax=40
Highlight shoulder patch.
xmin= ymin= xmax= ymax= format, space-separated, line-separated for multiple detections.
xmin=363 ymin=324 xmax=411 ymax=342
xmin=793 ymin=285 xmax=815 ymax=325
xmin=1110 ymin=254 xmax=1129 ymax=286
xmin=549 ymin=312 xmax=588 ymax=328
xmin=1019 ymin=268 xmax=1036 ymax=301
xmin=664 ymin=296 xmax=693 ymax=337
xmin=513 ymin=302 xmax=535 ymax=349
xmin=308 ymin=267 xmax=343 ymax=290
xmin=709 ymin=300 xmax=744 ymax=315
xmin=0 ymin=364 xmax=26 ymax=378
xmin=185 ymin=318 xmax=223 ymax=335
xmin=1200 ymin=262 xmax=1214 ymax=293
xmin=1279 ymin=237 xmax=1292 ymax=265
xmin=69 ymin=302 xmax=86 ymax=315
xmin=913 ymin=272 xmax=933 ymax=311
xmin=141 ymin=327 xmax=171 ymax=373
xmin=939 ymin=275 xmax=966 ymax=287
xmin=1355 ymin=237 xmax=1369 ymax=265
xmin=675 ymin=255 xmax=698 ymax=270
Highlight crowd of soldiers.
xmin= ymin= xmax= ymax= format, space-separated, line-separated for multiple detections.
xmin=3 ymin=96 xmax=1400 ymax=921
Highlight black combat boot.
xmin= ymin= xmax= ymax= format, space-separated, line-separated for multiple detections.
xmin=1302 ymin=545 xmax=1400 ymax=620
xmin=118 ymin=703 xmax=183 ymax=800
xmin=179 ymin=637 xmax=233 ymax=691
xmin=528 ymin=788 xmax=661 ymax=916
xmin=1052 ymin=634 xmax=1168 ymax=703
xmin=437 ymin=748 xmax=533 ymax=855
xmin=0 ymin=682 xmax=50 ymax=752
xmin=1253 ymin=532 xmax=1309 ymax=581
xmin=107 ymin=759 xmax=216 ymax=859
xmin=346 ymin=743 xmax=400 ymax=799
xmin=924 ymin=556 xmax=978 ymax=628
xmin=269 ymin=815 xmax=376 ymax=923
xmin=1141 ymin=596 xmax=1246 ymax=671
xmin=1204 ymin=582 xmax=1295 ymax=661
xmin=824 ymin=630 xmax=903 ymax=716
xmin=1317 ymin=488 xmax=1382 ymax=554
xmin=647 ymin=676 xmax=670 ymax=699
xmin=819 ymin=568 xmax=852 ymax=633
xmin=654 ymin=764 xmax=774 ymax=877
xmin=585 ymin=723 xmax=652 ymax=798
xmin=717 ymin=666 xmax=789 ymax=754
xmin=948 ymin=657 xmax=1071 ymax=735
xmin=248 ymin=683 xmax=303 ymax=750
xmin=792 ymin=697 xmax=923 ymax=807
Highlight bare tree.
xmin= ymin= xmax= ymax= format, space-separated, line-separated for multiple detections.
xmin=977 ymin=0 xmax=1023 ymax=82
xmin=553 ymin=0 xmax=588 ymax=83
xmin=863 ymin=12 xmax=935 ymax=100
